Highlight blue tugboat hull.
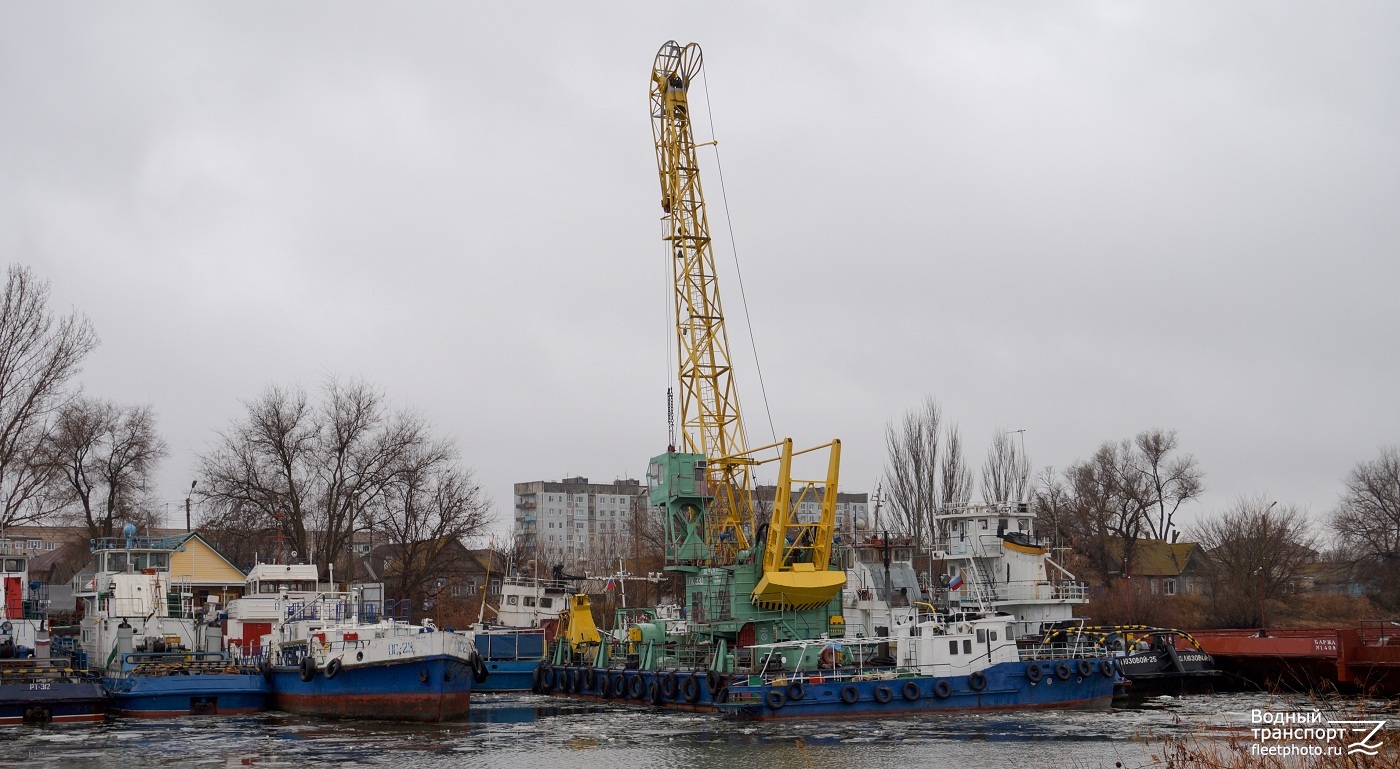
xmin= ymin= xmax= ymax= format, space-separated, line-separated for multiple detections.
xmin=269 ymin=653 xmax=474 ymax=721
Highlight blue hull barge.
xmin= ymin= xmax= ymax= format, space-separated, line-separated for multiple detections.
xmin=721 ymin=657 xmax=1115 ymax=719
xmin=472 ymin=629 xmax=546 ymax=692
xmin=0 ymin=658 xmax=106 ymax=726
xmin=269 ymin=652 xmax=474 ymax=721
xmin=105 ymin=652 xmax=268 ymax=717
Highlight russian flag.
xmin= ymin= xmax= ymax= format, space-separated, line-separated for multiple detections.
xmin=604 ymin=577 xmax=617 ymax=591
xmin=948 ymin=573 xmax=964 ymax=591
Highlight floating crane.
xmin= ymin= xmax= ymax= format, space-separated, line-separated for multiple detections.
xmin=647 ymin=40 xmax=844 ymax=613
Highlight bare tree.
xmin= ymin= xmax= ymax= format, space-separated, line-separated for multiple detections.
xmin=1137 ymin=429 xmax=1203 ymax=540
xmin=1191 ymin=495 xmax=1319 ymax=627
xmin=884 ymin=397 xmax=941 ymax=551
xmin=980 ymin=428 xmax=1031 ymax=504
xmin=48 ymin=397 xmax=168 ymax=539
xmin=1031 ymin=466 xmax=1072 ymax=552
xmin=372 ymin=439 xmax=491 ymax=604
xmin=198 ymin=377 xmax=483 ymax=578
xmin=941 ymin=423 xmax=973 ymax=508
xmin=0 ymin=265 xmax=99 ymax=528
xmin=1331 ymin=446 xmax=1400 ymax=609
xmin=1053 ymin=430 xmax=1204 ymax=583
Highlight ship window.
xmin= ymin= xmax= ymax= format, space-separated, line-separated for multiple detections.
xmin=949 ymin=640 xmax=958 ymax=655
xmin=963 ymin=640 xmax=972 ymax=654
xmin=523 ymin=596 xmax=536 ymax=607
xmin=106 ymin=552 xmax=129 ymax=572
xmin=980 ymin=519 xmax=988 ymax=530
xmin=990 ymin=631 xmax=998 ymax=642
xmin=976 ymin=629 xmax=986 ymax=643
xmin=539 ymin=597 xmax=553 ymax=609
xmin=3 ymin=558 xmax=20 ymax=572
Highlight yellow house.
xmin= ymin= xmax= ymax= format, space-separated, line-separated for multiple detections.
xmin=165 ymin=532 xmax=248 ymax=606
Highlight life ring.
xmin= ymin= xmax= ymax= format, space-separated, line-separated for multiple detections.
xmin=628 ymin=673 xmax=646 ymax=700
xmin=1055 ymin=662 xmax=1072 ymax=681
xmin=682 ymin=675 xmax=701 ymax=704
xmin=933 ymin=680 xmax=952 ymax=699
xmin=583 ymin=667 xmax=597 ymax=691
xmin=873 ymin=684 xmax=893 ymax=704
xmin=819 ymin=646 xmax=840 ymax=667
xmin=661 ymin=672 xmax=679 ymax=700
xmin=968 ymin=671 xmax=987 ymax=691
xmin=1077 ymin=659 xmax=1094 ymax=678
xmin=706 ymin=669 xmax=723 ymax=695
xmin=1100 ymin=658 xmax=1117 ymax=678
xmin=840 ymin=684 xmax=859 ymax=704
xmin=901 ymin=681 xmax=921 ymax=701
xmin=765 ymin=688 xmax=786 ymax=710
xmin=786 ymin=680 xmax=806 ymax=702
xmin=299 ymin=655 xmax=316 ymax=682
xmin=541 ymin=666 xmax=556 ymax=690
xmin=324 ymin=658 xmax=342 ymax=679
xmin=1026 ymin=663 xmax=1043 ymax=683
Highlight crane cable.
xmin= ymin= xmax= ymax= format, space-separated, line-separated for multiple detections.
xmin=699 ymin=66 xmax=778 ymax=447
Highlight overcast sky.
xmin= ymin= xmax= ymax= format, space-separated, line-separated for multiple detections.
xmin=4 ymin=3 xmax=1396 ymax=540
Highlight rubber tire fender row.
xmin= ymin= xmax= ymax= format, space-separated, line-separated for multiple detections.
xmin=1025 ymin=663 xmax=1043 ymax=683
xmin=968 ymin=671 xmax=987 ymax=692
xmin=873 ymin=684 xmax=893 ymax=704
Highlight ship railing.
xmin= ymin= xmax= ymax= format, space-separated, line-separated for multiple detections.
xmin=1359 ymin=619 xmax=1400 ymax=647
xmin=1015 ymin=639 xmax=1111 ymax=661
xmin=993 ymin=581 xmax=1088 ymax=602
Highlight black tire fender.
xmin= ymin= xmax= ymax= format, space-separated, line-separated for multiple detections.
xmin=1077 ymin=659 xmax=1094 ymax=678
xmin=901 ymin=681 xmax=921 ymax=701
xmin=299 ymin=655 xmax=316 ymax=682
xmin=1055 ymin=662 xmax=1072 ymax=681
xmin=765 ymin=688 xmax=786 ymax=710
xmin=933 ymin=680 xmax=952 ymax=699
xmin=1026 ymin=663 xmax=1043 ymax=683
xmin=786 ymin=680 xmax=805 ymax=702
xmin=1101 ymin=658 xmax=1117 ymax=678
xmin=968 ymin=671 xmax=987 ymax=691
xmin=839 ymin=684 xmax=859 ymax=704
xmin=324 ymin=657 xmax=342 ymax=680
xmin=873 ymin=684 xmax=893 ymax=703
xmin=682 ymin=674 xmax=701 ymax=703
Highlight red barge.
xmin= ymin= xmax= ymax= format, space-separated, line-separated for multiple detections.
xmin=1188 ymin=620 xmax=1400 ymax=695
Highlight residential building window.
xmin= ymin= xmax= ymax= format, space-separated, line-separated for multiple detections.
xmin=1164 ymin=579 xmax=1177 ymax=596
xmin=45 ymin=542 xmax=56 ymax=551
xmin=27 ymin=540 xmax=40 ymax=550
xmin=489 ymin=579 xmax=501 ymax=595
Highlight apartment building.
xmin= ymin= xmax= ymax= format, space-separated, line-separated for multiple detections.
xmin=513 ymin=477 xmax=647 ymax=568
